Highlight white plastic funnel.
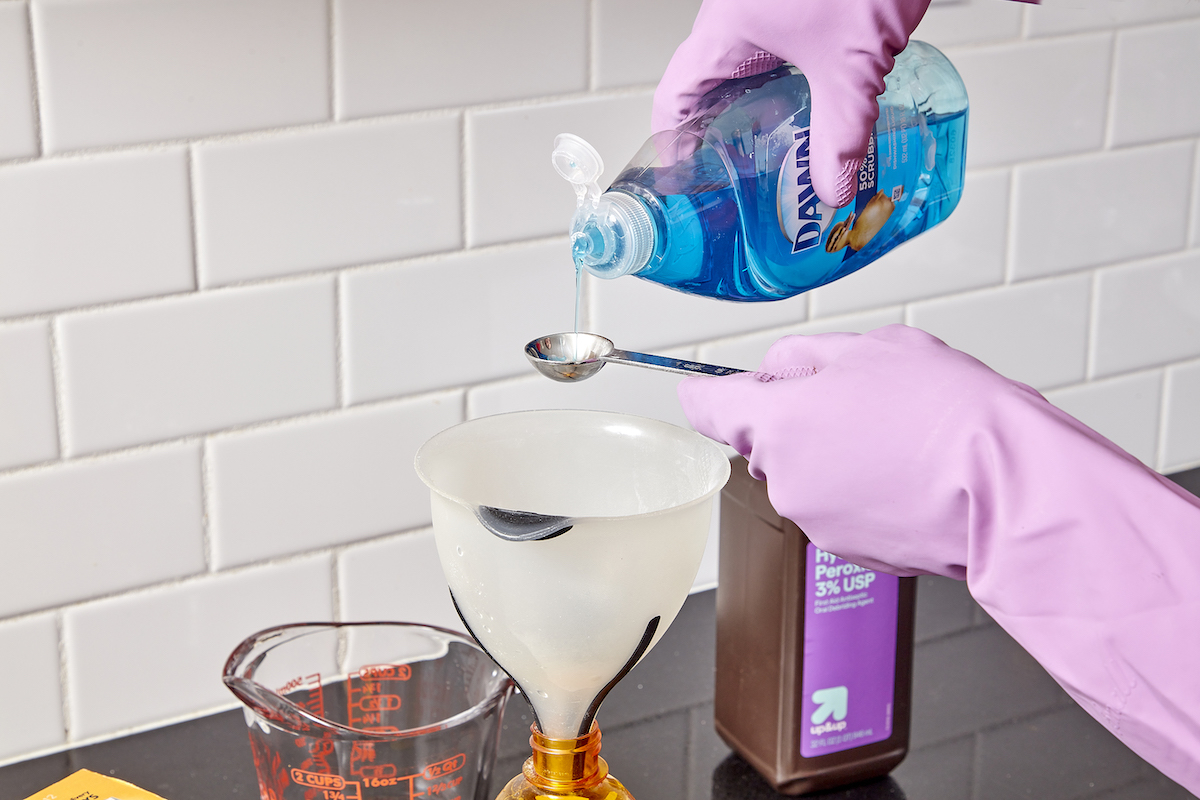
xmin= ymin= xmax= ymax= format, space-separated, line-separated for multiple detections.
xmin=415 ymin=410 xmax=730 ymax=739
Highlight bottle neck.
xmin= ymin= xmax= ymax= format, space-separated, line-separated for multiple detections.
xmin=571 ymin=190 xmax=655 ymax=279
xmin=523 ymin=723 xmax=609 ymax=792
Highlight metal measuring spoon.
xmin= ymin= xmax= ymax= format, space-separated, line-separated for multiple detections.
xmin=525 ymin=332 xmax=746 ymax=382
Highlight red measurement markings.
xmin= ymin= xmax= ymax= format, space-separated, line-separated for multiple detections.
xmin=424 ymin=754 xmax=466 ymax=780
xmin=359 ymin=663 xmax=411 ymax=681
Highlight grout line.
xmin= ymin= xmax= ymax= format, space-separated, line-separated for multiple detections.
xmin=55 ymin=611 xmax=71 ymax=744
xmin=334 ymin=274 xmax=347 ymax=407
xmin=200 ymin=438 xmax=215 ymax=572
xmin=1018 ymin=2 xmax=1031 ymax=39
xmin=0 ymin=386 xmax=463 ymax=482
xmin=1156 ymin=367 xmax=1173 ymax=473
xmin=327 ymin=0 xmax=338 ymax=122
xmin=1101 ymin=31 xmax=1120 ymax=150
xmin=22 ymin=0 xmax=45 ymax=158
xmin=1084 ymin=270 xmax=1101 ymax=381
xmin=46 ymin=317 xmax=69 ymax=460
xmin=0 ymin=85 xmax=657 ymax=168
xmin=1188 ymin=140 xmax=1200 ymax=248
xmin=185 ymin=146 xmax=202 ymax=290
xmin=461 ymin=112 xmax=472 ymax=249
xmin=1003 ymin=167 xmax=1018 ymax=284
xmin=968 ymin=732 xmax=982 ymax=800
xmin=587 ymin=0 xmax=599 ymax=92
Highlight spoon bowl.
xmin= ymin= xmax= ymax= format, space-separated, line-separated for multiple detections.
xmin=525 ymin=332 xmax=746 ymax=382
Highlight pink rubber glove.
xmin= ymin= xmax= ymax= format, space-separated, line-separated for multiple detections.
xmin=653 ymin=0 xmax=1039 ymax=207
xmin=680 ymin=324 xmax=1200 ymax=793
xmin=653 ymin=0 xmax=933 ymax=208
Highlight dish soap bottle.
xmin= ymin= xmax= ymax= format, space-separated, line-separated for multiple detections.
xmin=553 ymin=40 xmax=967 ymax=302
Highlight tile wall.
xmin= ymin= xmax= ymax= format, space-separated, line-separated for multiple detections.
xmin=1 ymin=0 xmax=1198 ymax=766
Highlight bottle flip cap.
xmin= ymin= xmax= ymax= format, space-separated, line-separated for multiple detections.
xmin=552 ymin=133 xmax=604 ymax=208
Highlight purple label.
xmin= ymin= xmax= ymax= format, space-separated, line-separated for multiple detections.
xmin=800 ymin=544 xmax=899 ymax=758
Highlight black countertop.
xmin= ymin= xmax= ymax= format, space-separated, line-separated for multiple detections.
xmin=6 ymin=468 xmax=1199 ymax=800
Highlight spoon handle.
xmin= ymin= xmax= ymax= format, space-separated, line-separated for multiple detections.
xmin=605 ymin=348 xmax=746 ymax=377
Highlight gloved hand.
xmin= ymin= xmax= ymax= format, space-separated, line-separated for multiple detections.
xmin=679 ymin=324 xmax=1200 ymax=793
xmin=652 ymin=0 xmax=933 ymax=208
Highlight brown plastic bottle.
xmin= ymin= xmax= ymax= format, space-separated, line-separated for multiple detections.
xmin=714 ymin=457 xmax=917 ymax=795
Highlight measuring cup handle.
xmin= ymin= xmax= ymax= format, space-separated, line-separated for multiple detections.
xmin=607 ymin=348 xmax=746 ymax=377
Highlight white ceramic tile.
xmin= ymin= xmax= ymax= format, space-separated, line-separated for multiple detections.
xmin=697 ymin=307 xmax=905 ymax=372
xmin=593 ymin=0 xmax=702 ymax=89
xmin=59 ymin=278 xmax=336 ymax=455
xmin=344 ymin=240 xmax=578 ymax=403
xmin=0 ymin=614 xmax=63 ymax=760
xmin=32 ymin=0 xmax=328 ymax=153
xmin=0 ymin=321 xmax=58 ymax=470
xmin=0 ymin=443 xmax=204 ymax=619
xmin=0 ymin=148 xmax=193 ymax=318
xmin=195 ymin=116 xmax=461 ymax=286
xmin=1111 ymin=20 xmax=1200 ymax=147
xmin=945 ymin=35 xmax=1110 ymax=168
xmin=1093 ymin=251 xmax=1200 ymax=378
xmin=1026 ymin=0 xmax=1200 ymax=38
xmin=64 ymin=555 xmax=332 ymax=740
xmin=468 ymin=93 xmax=654 ymax=247
xmin=1163 ymin=359 xmax=1200 ymax=471
xmin=467 ymin=348 xmax=696 ymax=430
xmin=209 ymin=394 xmax=463 ymax=569
xmin=908 ymin=273 xmax=1092 ymax=390
xmin=590 ymin=274 xmax=809 ymax=353
xmin=338 ymin=528 xmax=463 ymax=631
xmin=911 ymin=0 xmax=1024 ymax=48
xmin=0 ymin=3 xmax=37 ymax=161
xmin=1012 ymin=142 xmax=1192 ymax=280
xmin=1044 ymin=371 xmax=1162 ymax=466
xmin=335 ymin=0 xmax=586 ymax=119
xmin=810 ymin=170 xmax=1009 ymax=317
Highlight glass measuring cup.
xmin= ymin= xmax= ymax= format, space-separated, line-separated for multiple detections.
xmin=224 ymin=622 xmax=513 ymax=800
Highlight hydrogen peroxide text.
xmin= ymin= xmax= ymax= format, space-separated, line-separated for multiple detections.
xmin=566 ymin=40 xmax=969 ymax=302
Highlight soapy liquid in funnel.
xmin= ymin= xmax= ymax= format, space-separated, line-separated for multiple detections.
xmin=416 ymin=410 xmax=730 ymax=739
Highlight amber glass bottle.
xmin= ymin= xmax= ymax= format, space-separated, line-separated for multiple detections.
xmin=715 ymin=457 xmax=917 ymax=794
xmin=495 ymin=723 xmax=635 ymax=800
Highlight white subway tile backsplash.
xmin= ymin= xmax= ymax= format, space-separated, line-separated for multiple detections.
xmin=0 ymin=3 xmax=37 ymax=161
xmin=467 ymin=353 xmax=693 ymax=429
xmin=0 ymin=321 xmax=58 ymax=470
xmin=946 ymin=35 xmax=1111 ymax=169
xmin=1011 ymin=143 xmax=1193 ymax=280
xmin=1044 ymin=370 xmax=1162 ymax=467
xmin=0 ymin=614 xmax=63 ymax=760
xmin=344 ymin=240 xmax=577 ymax=404
xmin=1093 ymin=251 xmax=1200 ymax=378
xmin=209 ymin=394 xmax=462 ymax=570
xmin=912 ymin=0 xmax=1024 ymax=48
xmin=811 ymin=170 xmax=1009 ymax=317
xmin=1026 ymin=0 xmax=1200 ymax=38
xmin=590 ymin=274 xmax=809 ymax=353
xmin=697 ymin=307 xmax=906 ymax=372
xmin=32 ymin=0 xmax=329 ymax=153
xmin=59 ymin=279 xmax=336 ymax=455
xmin=64 ymin=555 xmax=332 ymax=741
xmin=593 ymin=0 xmax=701 ymax=89
xmin=468 ymin=93 xmax=654 ymax=246
xmin=1192 ymin=142 xmax=1200 ymax=249
xmin=1163 ymin=359 xmax=1200 ymax=471
xmin=0 ymin=444 xmax=204 ymax=619
xmin=338 ymin=528 xmax=463 ymax=631
xmin=195 ymin=116 xmax=461 ymax=287
xmin=0 ymin=149 xmax=193 ymax=318
xmin=908 ymin=273 xmax=1092 ymax=390
xmin=336 ymin=0 xmax=586 ymax=119
xmin=1111 ymin=20 xmax=1200 ymax=147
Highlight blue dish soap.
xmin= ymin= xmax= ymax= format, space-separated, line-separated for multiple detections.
xmin=553 ymin=40 xmax=968 ymax=302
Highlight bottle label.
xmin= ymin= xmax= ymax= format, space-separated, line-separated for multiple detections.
xmin=776 ymin=120 xmax=921 ymax=268
xmin=800 ymin=544 xmax=899 ymax=758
